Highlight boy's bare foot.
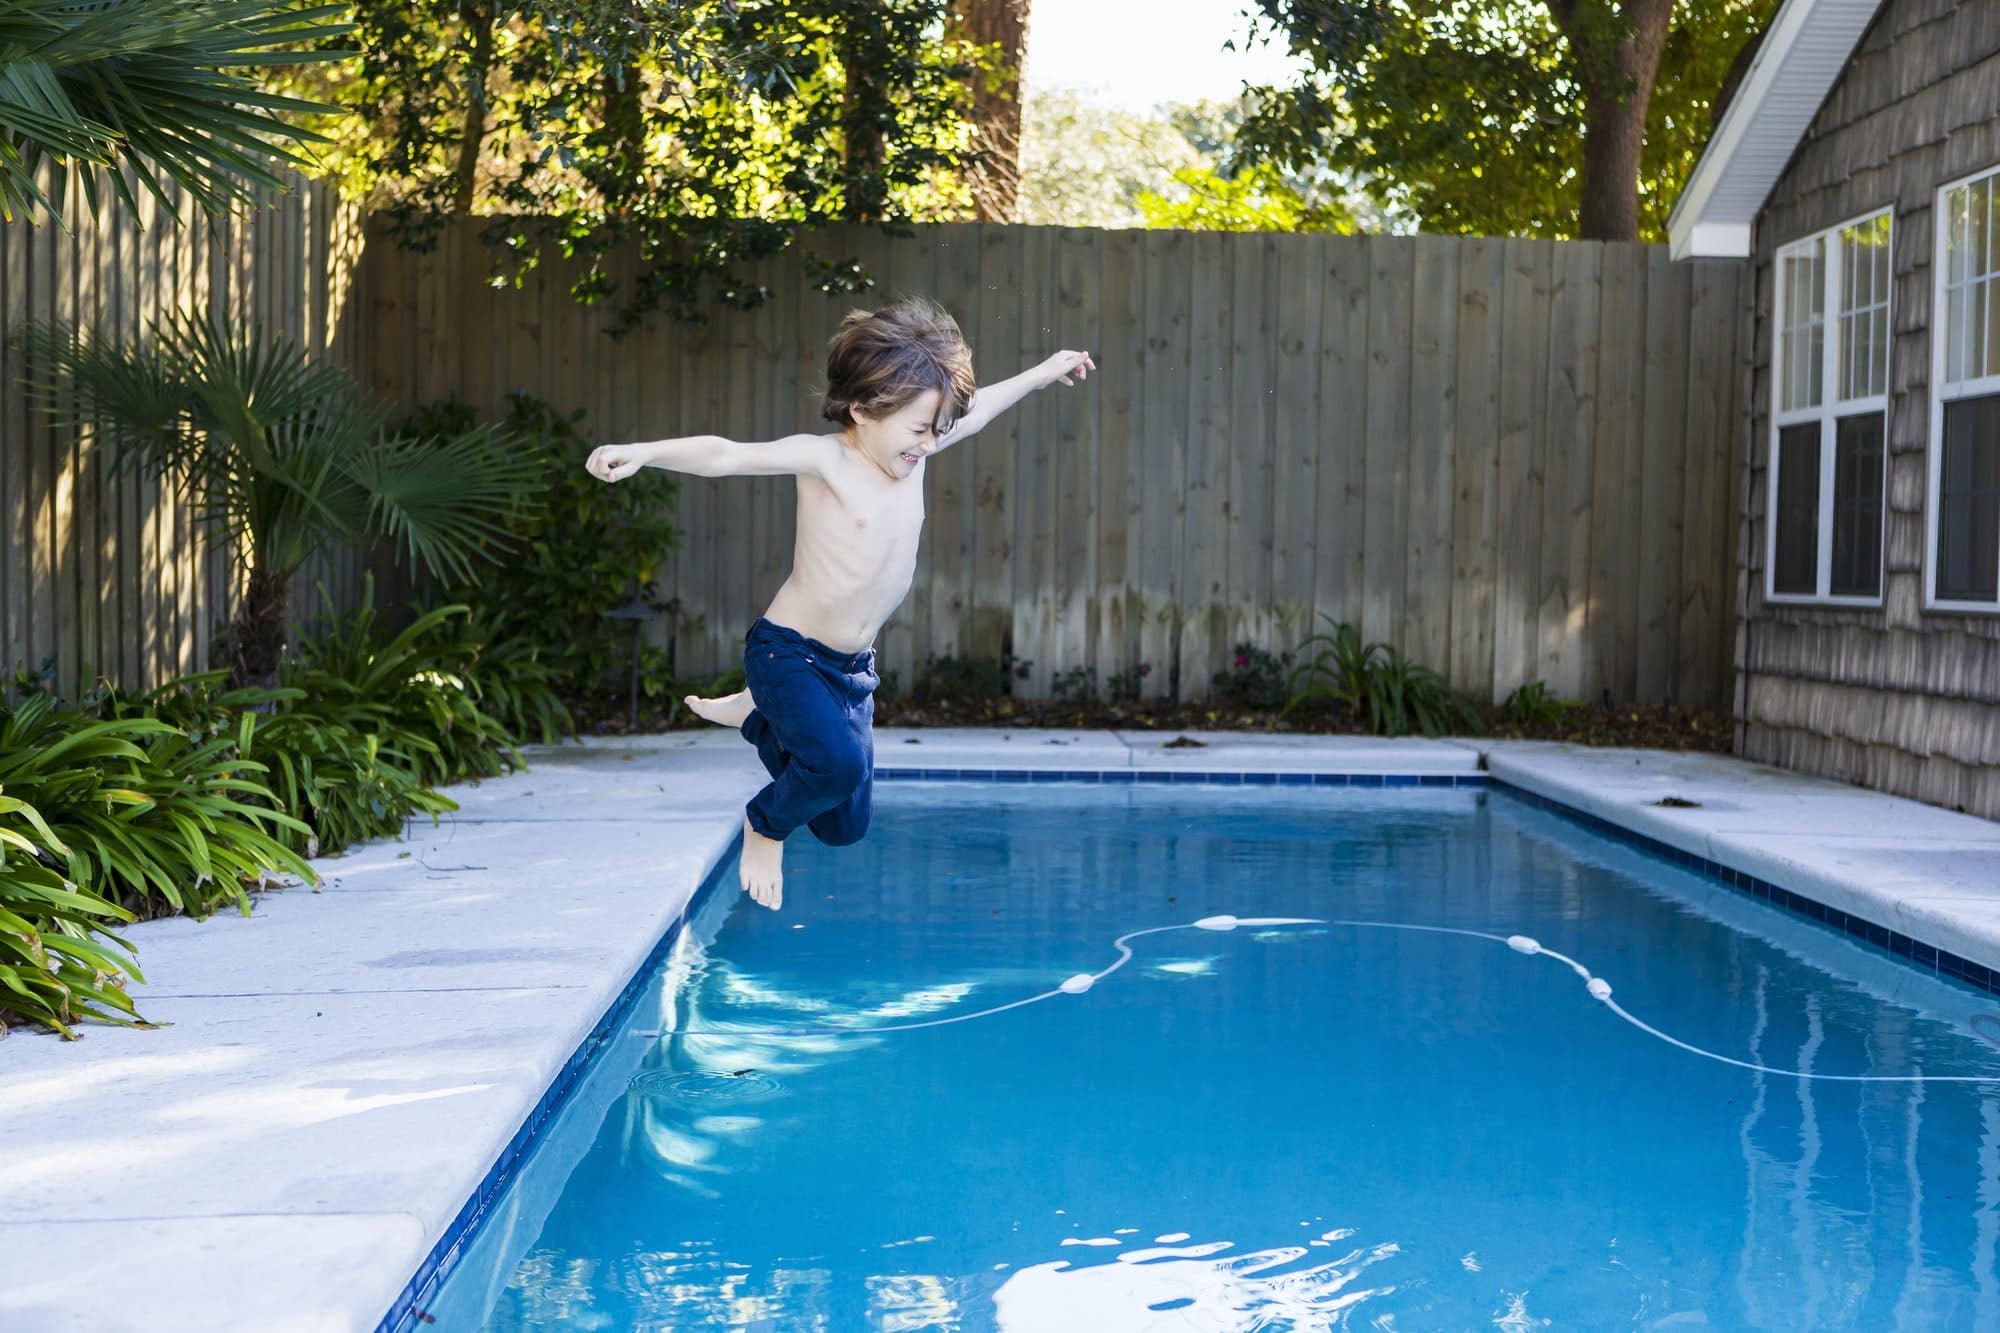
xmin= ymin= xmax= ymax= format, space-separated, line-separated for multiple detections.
xmin=687 ymin=688 xmax=754 ymax=728
xmin=740 ymin=816 xmax=783 ymax=910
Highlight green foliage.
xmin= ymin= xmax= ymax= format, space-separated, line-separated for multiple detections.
xmin=1105 ymin=663 xmax=1151 ymax=704
xmin=1050 ymin=666 xmax=1096 ymax=705
xmin=414 ymin=392 xmax=681 ymax=711
xmin=0 ymin=784 xmax=144 ymax=1039
xmin=1283 ymin=615 xmax=1482 ymax=737
xmin=1211 ymin=641 xmax=1295 ymax=710
xmin=0 ymin=678 xmax=323 ymax=1036
xmin=917 ymin=653 xmax=1028 ymax=702
xmin=1504 ymin=680 xmax=1585 ymax=730
xmin=1239 ymin=0 xmax=1776 ymax=239
xmin=0 ymin=0 xmax=352 ymax=225
xmin=1138 ymin=162 xmax=1354 ymax=234
xmin=297 ymin=0 xmax=976 ymax=333
xmin=289 ymin=582 xmax=532 ymax=793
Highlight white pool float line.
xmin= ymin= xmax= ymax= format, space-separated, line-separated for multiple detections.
xmin=649 ymin=915 xmax=2000 ymax=1083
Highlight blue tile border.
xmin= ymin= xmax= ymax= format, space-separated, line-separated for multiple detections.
xmin=870 ymin=767 xmax=1493 ymax=787
xmin=1499 ymin=785 xmax=2000 ymax=1000
xmin=374 ymin=840 xmax=739 ymax=1333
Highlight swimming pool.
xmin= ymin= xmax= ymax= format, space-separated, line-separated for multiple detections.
xmin=419 ymin=781 xmax=2000 ymax=1330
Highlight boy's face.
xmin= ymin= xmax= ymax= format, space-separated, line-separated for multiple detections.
xmin=850 ymin=390 xmax=947 ymax=481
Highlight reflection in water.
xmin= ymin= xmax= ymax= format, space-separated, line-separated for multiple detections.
xmin=993 ymin=1235 xmax=1400 ymax=1332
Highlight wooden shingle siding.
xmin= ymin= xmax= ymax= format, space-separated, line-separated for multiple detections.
xmin=1741 ymin=0 xmax=2000 ymax=818
xmin=366 ymin=220 xmax=1745 ymax=709
xmin=0 ymin=168 xmax=369 ymax=701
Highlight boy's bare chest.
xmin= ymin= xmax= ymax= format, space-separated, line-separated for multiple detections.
xmin=796 ymin=472 xmax=925 ymax=560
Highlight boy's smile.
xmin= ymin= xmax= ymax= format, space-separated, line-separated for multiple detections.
xmin=851 ymin=389 xmax=946 ymax=481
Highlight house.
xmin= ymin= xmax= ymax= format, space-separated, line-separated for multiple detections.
xmin=1668 ymin=0 xmax=2000 ymax=820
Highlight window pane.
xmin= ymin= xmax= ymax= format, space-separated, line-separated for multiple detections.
xmin=1774 ymin=423 xmax=1822 ymax=595
xmin=1987 ymin=278 xmax=2000 ymax=379
xmin=1977 ymin=280 xmax=1992 ymax=381
xmin=1949 ymin=280 xmax=1968 ymax=382
xmin=1950 ymin=185 xmax=1969 ymax=286
xmin=1831 ymin=414 xmax=1884 ymax=597
xmin=1973 ymin=179 xmax=1993 ymax=281
xmin=1939 ymin=394 xmax=2000 ymax=602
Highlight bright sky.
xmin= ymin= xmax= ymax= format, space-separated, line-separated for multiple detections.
xmin=1022 ymin=0 xmax=1307 ymax=111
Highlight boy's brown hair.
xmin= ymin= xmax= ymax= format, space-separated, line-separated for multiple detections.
xmin=821 ymin=296 xmax=976 ymax=431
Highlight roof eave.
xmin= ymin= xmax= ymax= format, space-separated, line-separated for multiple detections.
xmin=1666 ymin=0 xmax=1885 ymax=261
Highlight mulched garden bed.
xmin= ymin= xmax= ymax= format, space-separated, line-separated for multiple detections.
xmin=577 ymin=694 xmax=1735 ymax=754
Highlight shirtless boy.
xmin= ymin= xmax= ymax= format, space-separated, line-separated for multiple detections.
xmin=584 ymin=297 xmax=1094 ymax=911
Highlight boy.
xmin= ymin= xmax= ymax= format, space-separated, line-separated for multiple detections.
xmin=584 ymin=297 xmax=1094 ymax=911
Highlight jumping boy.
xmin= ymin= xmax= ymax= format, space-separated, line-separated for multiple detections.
xmin=584 ymin=297 xmax=1094 ymax=911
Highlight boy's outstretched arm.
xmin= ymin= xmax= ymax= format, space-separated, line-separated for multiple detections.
xmin=935 ymin=349 xmax=1096 ymax=453
xmin=585 ymin=432 xmax=836 ymax=483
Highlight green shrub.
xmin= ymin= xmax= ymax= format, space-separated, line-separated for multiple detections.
xmin=918 ymin=653 xmax=1029 ymax=701
xmin=1051 ymin=666 xmax=1097 ymax=704
xmin=0 ymin=786 xmax=146 ymax=1038
xmin=1283 ymin=615 xmax=1483 ymax=738
xmin=410 ymin=393 xmax=681 ymax=711
xmin=1105 ymin=663 xmax=1151 ymax=704
xmin=1211 ymin=641 xmax=1293 ymax=710
xmin=1504 ymin=680 xmax=1584 ymax=730
xmin=0 ymin=683 xmax=321 ymax=1037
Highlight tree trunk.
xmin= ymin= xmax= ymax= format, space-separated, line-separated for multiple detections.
xmin=452 ymin=5 xmax=497 ymax=214
xmin=229 ymin=563 xmax=291 ymax=692
xmin=949 ymin=0 xmax=1031 ymax=222
xmin=1552 ymin=0 xmax=1673 ymax=241
xmin=842 ymin=25 xmax=888 ymax=222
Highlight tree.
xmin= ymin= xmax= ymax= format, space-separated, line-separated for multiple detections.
xmin=0 ymin=0 xmax=352 ymax=225
xmin=283 ymin=0 xmax=977 ymax=332
xmin=1238 ymin=0 xmax=1775 ymax=241
xmin=948 ymin=0 xmax=1028 ymax=221
xmin=21 ymin=315 xmax=542 ymax=689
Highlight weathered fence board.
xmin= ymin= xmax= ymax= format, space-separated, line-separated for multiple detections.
xmin=12 ymin=210 xmax=1745 ymax=710
xmin=355 ymin=221 xmax=1742 ymax=706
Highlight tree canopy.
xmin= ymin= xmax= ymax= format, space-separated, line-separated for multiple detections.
xmin=1236 ymin=0 xmax=1775 ymax=240
xmin=278 ymin=0 xmax=977 ymax=331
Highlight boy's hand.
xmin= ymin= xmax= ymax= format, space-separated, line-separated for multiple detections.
xmin=1040 ymin=350 xmax=1096 ymax=387
xmin=585 ymin=442 xmax=649 ymax=482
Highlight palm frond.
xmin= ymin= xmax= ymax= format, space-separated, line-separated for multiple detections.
xmin=0 ymin=0 xmax=356 ymax=225
xmin=343 ymin=425 xmax=546 ymax=586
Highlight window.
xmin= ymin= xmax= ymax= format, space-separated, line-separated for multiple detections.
xmin=1769 ymin=211 xmax=1890 ymax=604
xmin=1931 ymin=168 xmax=2000 ymax=609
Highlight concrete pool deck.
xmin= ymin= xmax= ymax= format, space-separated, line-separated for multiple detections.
xmin=4 ymin=728 xmax=1999 ymax=1331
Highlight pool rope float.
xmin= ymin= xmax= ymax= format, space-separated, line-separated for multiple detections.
xmin=651 ymin=915 xmax=2000 ymax=1084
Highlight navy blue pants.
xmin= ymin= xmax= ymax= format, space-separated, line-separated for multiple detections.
xmin=740 ymin=618 xmax=877 ymax=846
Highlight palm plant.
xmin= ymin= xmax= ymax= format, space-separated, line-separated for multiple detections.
xmin=0 ymin=0 xmax=353 ymax=225
xmin=20 ymin=310 xmax=544 ymax=688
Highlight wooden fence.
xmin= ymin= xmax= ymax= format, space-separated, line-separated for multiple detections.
xmin=363 ymin=221 xmax=1747 ymax=706
xmin=1 ymin=171 xmax=367 ymax=700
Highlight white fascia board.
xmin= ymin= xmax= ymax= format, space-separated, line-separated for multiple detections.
xmin=1666 ymin=0 xmax=1884 ymax=261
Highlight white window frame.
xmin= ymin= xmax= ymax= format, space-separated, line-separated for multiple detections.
xmin=1766 ymin=207 xmax=1892 ymax=608
xmin=1927 ymin=164 xmax=2000 ymax=613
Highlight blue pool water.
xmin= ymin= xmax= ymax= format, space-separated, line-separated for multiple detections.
xmin=429 ymin=784 xmax=2000 ymax=1330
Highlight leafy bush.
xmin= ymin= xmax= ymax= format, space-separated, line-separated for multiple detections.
xmin=410 ymin=393 xmax=681 ymax=712
xmin=1105 ymin=663 xmax=1151 ymax=704
xmin=1051 ymin=666 xmax=1097 ymax=704
xmin=918 ymin=653 xmax=1029 ymax=702
xmin=0 ymin=684 xmax=320 ymax=1037
xmin=1211 ymin=641 xmax=1293 ymax=710
xmin=1283 ymin=615 xmax=1483 ymax=738
xmin=1504 ymin=680 xmax=1584 ymax=730
xmin=0 ymin=787 xmax=144 ymax=1039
